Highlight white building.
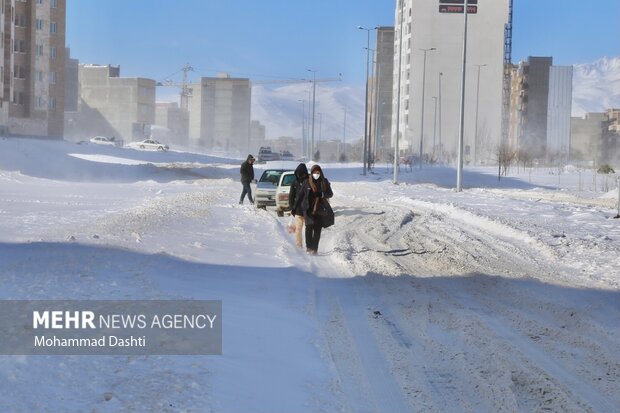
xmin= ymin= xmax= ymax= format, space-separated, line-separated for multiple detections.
xmin=546 ymin=66 xmax=573 ymax=161
xmin=392 ymin=0 xmax=510 ymax=163
xmin=188 ymin=74 xmax=251 ymax=154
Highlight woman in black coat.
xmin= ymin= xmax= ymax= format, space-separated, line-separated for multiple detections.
xmin=288 ymin=163 xmax=309 ymax=248
xmin=293 ymin=164 xmax=333 ymax=255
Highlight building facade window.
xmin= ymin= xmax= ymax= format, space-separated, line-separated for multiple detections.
xmin=50 ymin=21 xmax=57 ymax=33
xmin=51 ymin=0 xmax=57 ymax=8
xmin=37 ymin=96 xmax=45 ymax=108
xmin=13 ymin=39 xmax=25 ymax=53
xmin=49 ymin=97 xmax=56 ymax=109
xmin=13 ymin=65 xmax=26 ymax=79
xmin=50 ymin=46 xmax=57 ymax=59
xmin=36 ymin=44 xmax=43 ymax=56
xmin=35 ymin=19 xmax=42 ymax=30
xmin=36 ymin=70 xmax=43 ymax=81
xmin=49 ymin=71 xmax=56 ymax=84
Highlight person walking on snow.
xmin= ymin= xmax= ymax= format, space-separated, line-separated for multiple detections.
xmin=293 ymin=164 xmax=334 ymax=255
xmin=288 ymin=163 xmax=309 ymax=248
xmin=239 ymin=154 xmax=256 ymax=204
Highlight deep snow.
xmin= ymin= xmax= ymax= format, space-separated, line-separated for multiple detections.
xmin=0 ymin=138 xmax=618 ymax=412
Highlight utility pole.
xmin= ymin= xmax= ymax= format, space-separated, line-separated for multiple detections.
xmin=342 ymin=107 xmax=347 ymax=161
xmin=419 ymin=48 xmax=436 ymax=169
xmin=393 ymin=0 xmax=404 ymax=184
xmin=358 ymin=26 xmax=377 ymax=175
xmin=307 ymin=69 xmax=318 ymax=160
xmin=298 ymin=99 xmax=305 ymax=159
xmin=432 ymin=96 xmax=438 ymax=160
xmin=374 ymin=31 xmax=383 ymax=168
xmin=367 ymin=50 xmax=375 ymax=172
xmin=438 ymin=72 xmax=443 ymax=163
xmin=456 ymin=0 xmax=470 ymax=192
xmin=474 ymin=63 xmax=487 ymax=165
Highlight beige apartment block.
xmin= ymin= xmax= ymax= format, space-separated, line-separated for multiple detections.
xmin=155 ymin=101 xmax=188 ymax=146
xmin=72 ymin=64 xmax=155 ymax=143
xmin=570 ymin=113 xmax=606 ymax=163
xmin=6 ymin=0 xmax=65 ymax=137
xmin=188 ymin=73 xmax=251 ymax=155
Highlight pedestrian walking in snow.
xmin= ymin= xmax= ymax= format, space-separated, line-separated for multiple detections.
xmin=288 ymin=163 xmax=309 ymax=248
xmin=292 ymin=164 xmax=334 ymax=255
xmin=239 ymin=154 xmax=256 ymax=204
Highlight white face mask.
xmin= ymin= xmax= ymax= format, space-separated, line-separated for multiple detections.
xmin=312 ymin=173 xmax=320 ymax=180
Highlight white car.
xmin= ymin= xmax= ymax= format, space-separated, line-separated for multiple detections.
xmin=255 ymin=168 xmax=292 ymax=209
xmin=275 ymin=171 xmax=296 ymax=216
xmin=126 ymin=139 xmax=169 ymax=151
xmin=89 ymin=136 xmax=116 ymax=146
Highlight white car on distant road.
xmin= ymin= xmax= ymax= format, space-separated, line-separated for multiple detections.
xmin=126 ymin=139 xmax=169 ymax=151
xmin=89 ymin=136 xmax=116 ymax=146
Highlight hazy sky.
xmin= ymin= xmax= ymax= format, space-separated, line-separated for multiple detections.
xmin=66 ymin=0 xmax=620 ymax=87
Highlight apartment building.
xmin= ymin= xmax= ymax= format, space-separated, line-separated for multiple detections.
xmin=509 ymin=57 xmax=573 ymax=161
xmin=392 ymin=0 xmax=510 ymax=163
xmin=70 ymin=64 xmax=155 ymax=142
xmin=546 ymin=66 xmax=573 ymax=161
xmin=370 ymin=26 xmax=394 ymax=162
xmin=188 ymin=73 xmax=251 ymax=154
xmin=6 ymin=0 xmax=65 ymax=137
xmin=0 ymin=0 xmax=8 ymax=134
xmin=63 ymin=46 xmax=77 ymax=111
xmin=155 ymin=101 xmax=189 ymax=146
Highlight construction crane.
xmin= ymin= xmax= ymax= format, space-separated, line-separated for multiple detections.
xmin=156 ymin=63 xmax=194 ymax=110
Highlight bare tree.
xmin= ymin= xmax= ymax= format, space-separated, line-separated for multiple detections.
xmin=516 ymin=148 xmax=534 ymax=172
xmin=497 ymin=142 xmax=516 ymax=180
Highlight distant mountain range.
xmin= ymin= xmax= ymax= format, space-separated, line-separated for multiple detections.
xmin=572 ymin=55 xmax=620 ymax=117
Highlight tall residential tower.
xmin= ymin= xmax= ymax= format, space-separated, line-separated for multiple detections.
xmin=6 ymin=0 xmax=65 ymax=137
xmin=392 ymin=0 xmax=510 ymax=163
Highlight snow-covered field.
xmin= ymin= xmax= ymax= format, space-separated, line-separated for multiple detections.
xmin=0 ymin=137 xmax=618 ymax=413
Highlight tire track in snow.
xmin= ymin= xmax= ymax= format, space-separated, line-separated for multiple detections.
xmin=314 ymin=194 xmax=619 ymax=412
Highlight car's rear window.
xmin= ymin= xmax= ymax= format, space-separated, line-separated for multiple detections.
xmin=280 ymin=174 xmax=296 ymax=187
xmin=259 ymin=170 xmax=284 ymax=184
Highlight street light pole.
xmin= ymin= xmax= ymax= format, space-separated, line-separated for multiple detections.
xmin=342 ymin=106 xmax=347 ymax=161
xmin=474 ymin=63 xmax=487 ymax=165
xmin=419 ymin=47 xmax=436 ymax=169
xmin=432 ymin=96 xmax=438 ymax=161
xmin=438 ymin=72 xmax=443 ymax=163
xmin=393 ymin=1 xmax=404 ymax=184
xmin=456 ymin=0 xmax=470 ymax=192
xmin=307 ymin=69 xmax=318 ymax=161
xmin=357 ymin=25 xmax=377 ymax=175
xmin=374 ymin=30 xmax=383 ymax=166
xmin=298 ymin=99 xmax=305 ymax=159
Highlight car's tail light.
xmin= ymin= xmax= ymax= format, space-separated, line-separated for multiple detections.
xmin=278 ymin=193 xmax=289 ymax=201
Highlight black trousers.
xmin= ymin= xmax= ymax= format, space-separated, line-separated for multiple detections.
xmin=240 ymin=181 xmax=253 ymax=204
xmin=305 ymin=225 xmax=322 ymax=251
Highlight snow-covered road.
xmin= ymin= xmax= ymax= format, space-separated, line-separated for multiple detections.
xmin=0 ymin=139 xmax=618 ymax=412
xmin=312 ymin=188 xmax=619 ymax=412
